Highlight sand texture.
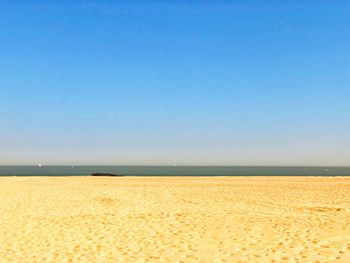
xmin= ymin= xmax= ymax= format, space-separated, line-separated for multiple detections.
xmin=0 ymin=176 xmax=350 ymax=262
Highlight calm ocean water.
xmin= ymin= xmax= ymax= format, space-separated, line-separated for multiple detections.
xmin=0 ymin=166 xmax=349 ymax=176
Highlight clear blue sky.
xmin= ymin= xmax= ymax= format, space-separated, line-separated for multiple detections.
xmin=0 ymin=1 xmax=349 ymax=165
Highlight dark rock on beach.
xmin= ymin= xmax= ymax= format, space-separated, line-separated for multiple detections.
xmin=90 ymin=173 xmax=124 ymax=177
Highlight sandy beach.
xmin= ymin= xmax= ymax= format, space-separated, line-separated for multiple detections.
xmin=0 ymin=176 xmax=349 ymax=262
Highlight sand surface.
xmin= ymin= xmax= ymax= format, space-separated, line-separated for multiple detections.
xmin=0 ymin=176 xmax=349 ymax=262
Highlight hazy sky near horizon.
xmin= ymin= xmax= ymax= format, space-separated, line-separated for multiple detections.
xmin=0 ymin=1 xmax=349 ymax=165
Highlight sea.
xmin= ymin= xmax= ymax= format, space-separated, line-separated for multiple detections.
xmin=0 ymin=166 xmax=349 ymax=176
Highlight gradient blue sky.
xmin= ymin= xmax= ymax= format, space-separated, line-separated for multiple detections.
xmin=0 ymin=1 xmax=349 ymax=165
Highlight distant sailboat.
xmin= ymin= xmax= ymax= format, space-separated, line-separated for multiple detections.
xmin=38 ymin=163 xmax=42 ymax=168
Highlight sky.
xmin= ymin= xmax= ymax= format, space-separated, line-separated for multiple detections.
xmin=0 ymin=1 xmax=349 ymax=165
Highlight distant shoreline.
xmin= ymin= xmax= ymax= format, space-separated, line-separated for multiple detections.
xmin=1 ymin=175 xmax=349 ymax=178
xmin=1 ymin=165 xmax=350 ymax=176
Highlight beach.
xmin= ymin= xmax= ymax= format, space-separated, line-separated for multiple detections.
xmin=0 ymin=176 xmax=349 ymax=262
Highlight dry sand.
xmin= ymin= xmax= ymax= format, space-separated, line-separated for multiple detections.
xmin=0 ymin=176 xmax=349 ymax=262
